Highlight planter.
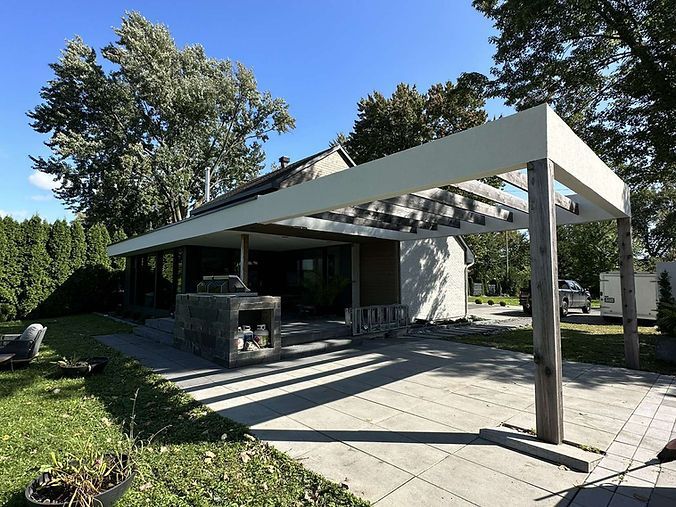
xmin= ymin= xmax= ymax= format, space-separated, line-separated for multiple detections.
xmin=57 ymin=357 xmax=109 ymax=377
xmin=655 ymin=336 xmax=676 ymax=364
xmin=25 ymin=456 xmax=135 ymax=507
xmin=58 ymin=363 xmax=91 ymax=377
xmin=87 ymin=356 xmax=110 ymax=374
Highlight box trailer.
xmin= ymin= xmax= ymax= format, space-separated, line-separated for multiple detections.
xmin=599 ymin=271 xmax=658 ymax=321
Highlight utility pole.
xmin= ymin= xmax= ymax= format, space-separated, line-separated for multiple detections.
xmin=505 ymin=231 xmax=510 ymax=283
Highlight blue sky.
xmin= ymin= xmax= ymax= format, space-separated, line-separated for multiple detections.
xmin=0 ymin=0 xmax=513 ymax=222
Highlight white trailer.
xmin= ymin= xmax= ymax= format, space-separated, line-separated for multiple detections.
xmin=599 ymin=271 xmax=658 ymax=321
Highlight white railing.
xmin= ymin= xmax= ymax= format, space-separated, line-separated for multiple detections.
xmin=345 ymin=304 xmax=409 ymax=336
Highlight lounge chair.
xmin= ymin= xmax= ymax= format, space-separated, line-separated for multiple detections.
xmin=0 ymin=323 xmax=47 ymax=366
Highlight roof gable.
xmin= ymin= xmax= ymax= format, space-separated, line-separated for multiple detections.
xmin=192 ymin=145 xmax=354 ymax=216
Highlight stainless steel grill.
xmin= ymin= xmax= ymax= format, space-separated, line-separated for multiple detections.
xmin=196 ymin=275 xmax=255 ymax=295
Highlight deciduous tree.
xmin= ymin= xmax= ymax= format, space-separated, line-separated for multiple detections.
xmin=474 ymin=0 xmax=676 ymax=259
xmin=338 ymin=73 xmax=488 ymax=164
xmin=29 ymin=12 xmax=294 ymax=235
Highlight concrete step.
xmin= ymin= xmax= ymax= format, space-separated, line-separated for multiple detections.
xmin=281 ymin=337 xmax=362 ymax=360
xmin=281 ymin=326 xmax=351 ymax=347
xmin=145 ymin=317 xmax=175 ymax=334
xmin=133 ymin=325 xmax=173 ymax=345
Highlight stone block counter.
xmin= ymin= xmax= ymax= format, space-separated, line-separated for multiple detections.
xmin=174 ymin=293 xmax=281 ymax=368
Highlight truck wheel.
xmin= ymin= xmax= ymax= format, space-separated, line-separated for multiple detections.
xmin=560 ymin=300 xmax=569 ymax=318
xmin=582 ymin=300 xmax=591 ymax=314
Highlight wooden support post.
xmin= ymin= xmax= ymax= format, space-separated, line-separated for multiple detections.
xmin=240 ymin=234 xmax=249 ymax=285
xmin=617 ymin=217 xmax=640 ymax=369
xmin=527 ymin=159 xmax=564 ymax=444
xmin=351 ymin=243 xmax=360 ymax=308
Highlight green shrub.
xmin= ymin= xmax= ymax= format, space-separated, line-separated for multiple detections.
xmin=487 ymin=299 xmax=495 ymax=305
xmin=500 ymin=301 xmax=507 ymax=307
xmin=657 ymin=271 xmax=676 ymax=335
xmin=475 ymin=298 xmax=482 ymax=304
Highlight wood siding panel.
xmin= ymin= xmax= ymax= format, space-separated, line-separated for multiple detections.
xmin=359 ymin=240 xmax=400 ymax=306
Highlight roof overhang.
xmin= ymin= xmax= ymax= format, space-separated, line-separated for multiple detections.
xmin=108 ymin=104 xmax=630 ymax=257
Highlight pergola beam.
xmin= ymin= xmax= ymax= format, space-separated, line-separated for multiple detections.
xmin=355 ymin=201 xmax=461 ymax=229
xmin=452 ymin=180 xmax=529 ymax=213
xmin=311 ymin=211 xmax=416 ymax=233
xmin=414 ymin=188 xmax=513 ymax=221
xmin=382 ymin=194 xmax=487 ymax=226
xmin=498 ymin=170 xmax=579 ymax=215
xmin=326 ymin=206 xmax=438 ymax=230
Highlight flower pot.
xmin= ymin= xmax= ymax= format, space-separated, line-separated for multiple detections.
xmin=25 ymin=457 xmax=135 ymax=507
xmin=58 ymin=363 xmax=91 ymax=377
xmin=86 ymin=356 xmax=109 ymax=374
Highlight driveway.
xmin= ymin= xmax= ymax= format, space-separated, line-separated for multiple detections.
xmin=98 ymin=333 xmax=676 ymax=506
xmin=468 ymin=302 xmax=602 ymax=323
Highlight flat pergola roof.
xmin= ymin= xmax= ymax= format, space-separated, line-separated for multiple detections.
xmin=108 ymin=104 xmax=630 ymax=257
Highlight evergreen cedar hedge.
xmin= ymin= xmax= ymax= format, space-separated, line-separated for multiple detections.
xmin=0 ymin=216 xmax=126 ymax=321
xmin=657 ymin=270 xmax=676 ymax=336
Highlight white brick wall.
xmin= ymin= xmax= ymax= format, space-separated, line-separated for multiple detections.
xmin=281 ymin=151 xmax=350 ymax=187
xmin=400 ymin=236 xmax=467 ymax=321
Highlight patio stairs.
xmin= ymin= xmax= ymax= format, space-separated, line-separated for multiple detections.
xmin=281 ymin=337 xmax=364 ymax=360
xmin=132 ymin=317 xmax=174 ymax=345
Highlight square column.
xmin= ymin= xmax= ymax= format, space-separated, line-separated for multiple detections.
xmin=617 ymin=217 xmax=640 ymax=369
xmin=527 ymin=158 xmax=564 ymax=444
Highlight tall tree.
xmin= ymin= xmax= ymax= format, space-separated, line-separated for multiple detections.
xmin=474 ymin=0 xmax=676 ymax=258
xmin=110 ymin=228 xmax=128 ymax=271
xmin=28 ymin=12 xmax=294 ymax=235
xmin=19 ymin=216 xmax=52 ymax=316
xmin=339 ymin=73 xmax=488 ymax=164
xmin=86 ymin=223 xmax=111 ymax=269
xmin=70 ymin=221 xmax=87 ymax=271
xmin=47 ymin=219 xmax=73 ymax=287
xmin=0 ymin=217 xmax=22 ymax=319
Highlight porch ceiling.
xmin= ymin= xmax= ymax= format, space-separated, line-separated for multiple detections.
xmin=108 ymin=104 xmax=630 ymax=257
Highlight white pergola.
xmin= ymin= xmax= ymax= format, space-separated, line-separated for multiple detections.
xmin=109 ymin=104 xmax=639 ymax=445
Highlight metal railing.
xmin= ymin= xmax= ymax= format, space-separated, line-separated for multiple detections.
xmin=345 ymin=304 xmax=409 ymax=336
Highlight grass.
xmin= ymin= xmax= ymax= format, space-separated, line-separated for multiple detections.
xmin=444 ymin=320 xmax=676 ymax=375
xmin=0 ymin=314 xmax=366 ymax=506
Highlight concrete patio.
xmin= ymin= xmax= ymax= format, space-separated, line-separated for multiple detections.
xmin=97 ymin=332 xmax=676 ymax=506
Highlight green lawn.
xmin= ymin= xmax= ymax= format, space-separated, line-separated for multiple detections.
xmin=445 ymin=321 xmax=675 ymax=375
xmin=0 ymin=314 xmax=366 ymax=506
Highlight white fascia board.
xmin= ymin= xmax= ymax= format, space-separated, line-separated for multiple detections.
xmin=544 ymin=106 xmax=630 ymax=218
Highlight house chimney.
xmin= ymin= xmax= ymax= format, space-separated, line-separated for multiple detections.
xmin=279 ymin=156 xmax=290 ymax=168
xmin=204 ymin=166 xmax=211 ymax=202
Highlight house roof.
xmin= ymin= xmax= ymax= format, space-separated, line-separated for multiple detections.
xmin=192 ymin=145 xmax=354 ymax=216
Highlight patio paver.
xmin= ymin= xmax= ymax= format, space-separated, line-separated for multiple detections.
xmin=97 ymin=332 xmax=676 ymax=505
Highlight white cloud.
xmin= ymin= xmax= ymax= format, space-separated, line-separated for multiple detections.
xmin=0 ymin=209 xmax=29 ymax=220
xmin=30 ymin=194 xmax=52 ymax=202
xmin=28 ymin=172 xmax=60 ymax=191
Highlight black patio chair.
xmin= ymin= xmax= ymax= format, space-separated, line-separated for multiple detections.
xmin=0 ymin=324 xmax=47 ymax=366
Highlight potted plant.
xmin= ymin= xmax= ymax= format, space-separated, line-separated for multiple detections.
xmin=25 ymin=390 xmax=154 ymax=506
xmin=25 ymin=451 xmax=135 ymax=507
xmin=55 ymin=356 xmax=110 ymax=377
xmin=55 ymin=356 xmax=91 ymax=377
